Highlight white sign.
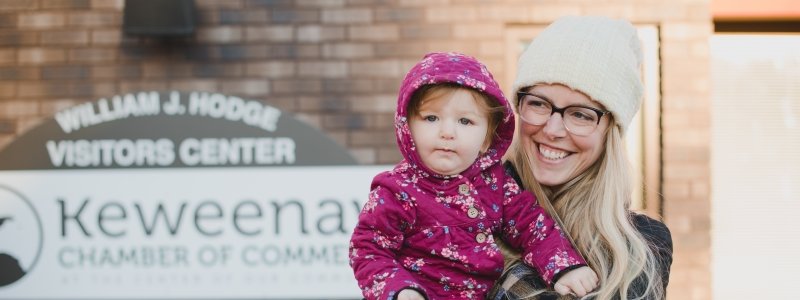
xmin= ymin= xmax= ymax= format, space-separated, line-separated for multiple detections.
xmin=0 ymin=166 xmax=388 ymax=299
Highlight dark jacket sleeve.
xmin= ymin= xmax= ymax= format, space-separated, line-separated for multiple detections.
xmin=630 ymin=213 xmax=673 ymax=292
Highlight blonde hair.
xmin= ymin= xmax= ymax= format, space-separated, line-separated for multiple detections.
xmin=506 ymin=120 xmax=664 ymax=300
xmin=408 ymin=84 xmax=505 ymax=151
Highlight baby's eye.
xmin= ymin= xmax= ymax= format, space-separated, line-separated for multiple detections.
xmin=423 ymin=115 xmax=438 ymax=122
xmin=458 ymin=118 xmax=473 ymax=125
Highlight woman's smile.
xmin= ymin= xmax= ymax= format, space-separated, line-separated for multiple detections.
xmin=536 ymin=143 xmax=572 ymax=161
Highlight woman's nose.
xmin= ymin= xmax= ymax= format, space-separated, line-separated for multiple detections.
xmin=542 ymin=113 xmax=567 ymax=138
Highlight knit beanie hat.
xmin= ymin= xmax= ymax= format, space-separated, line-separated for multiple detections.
xmin=512 ymin=16 xmax=643 ymax=133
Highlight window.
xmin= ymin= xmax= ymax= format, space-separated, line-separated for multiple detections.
xmin=711 ymin=33 xmax=800 ymax=299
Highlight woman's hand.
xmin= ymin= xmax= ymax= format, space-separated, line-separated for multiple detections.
xmin=553 ymin=266 xmax=599 ymax=297
xmin=397 ymin=288 xmax=425 ymax=300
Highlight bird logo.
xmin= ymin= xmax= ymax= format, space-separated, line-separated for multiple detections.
xmin=0 ymin=186 xmax=43 ymax=288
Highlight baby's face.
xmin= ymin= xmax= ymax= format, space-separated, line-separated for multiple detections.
xmin=409 ymin=89 xmax=489 ymax=176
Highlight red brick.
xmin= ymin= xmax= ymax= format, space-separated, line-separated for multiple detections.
xmin=322 ymin=8 xmax=372 ymax=24
xmin=425 ymin=41 xmax=479 ymax=57
xmin=221 ymin=79 xmax=270 ymax=97
xmin=243 ymin=0 xmax=292 ymax=8
xmin=168 ymin=80 xmax=219 ymax=92
xmin=375 ymin=8 xmax=423 ymax=22
xmin=400 ymin=25 xmax=450 ymax=39
xmin=348 ymin=25 xmax=399 ymax=41
xmin=0 ymin=66 xmax=39 ymax=80
xmin=19 ymin=48 xmax=67 ymax=64
xmin=197 ymin=26 xmax=243 ymax=43
xmin=0 ymin=0 xmax=39 ymax=11
xmin=349 ymin=94 xmax=395 ymax=113
xmin=91 ymin=29 xmax=122 ymax=45
xmin=42 ymin=65 xmax=90 ymax=79
xmin=0 ymin=13 xmax=16 ymax=28
xmin=425 ymin=7 xmax=477 ymax=23
xmin=349 ymin=60 xmax=402 ymax=78
xmin=18 ymin=12 xmax=66 ymax=28
xmin=193 ymin=63 xmax=243 ymax=77
xmin=90 ymin=0 xmax=123 ymax=10
xmin=350 ymin=130 xmax=395 ymax=147
xmin=219 ymin=9 xmax=269 ymax=24
xmin=0 ymin=31 xmax=38 ymax=46
xmin=296 ymin=45 xmax=321 ymax=58
xmin=119 ymin=81 xmax=169 ymax=93
xmin=453 ymin=24 xmax=503 ymax=39
xmin=69 ymin=48 xmax=115 ymax=62
xmin=40 ymin=30 xmax=90 ymax=45
xmin=196 ymin=0 xmax=244 ymax=9
xmin=321 ymin=79 xmax=375 ymax=94
xmin=298 ymin=61 xmax=348 ymax=78
xmin=322 ymin=43 xmax=373 ymax=59
xmin=0 ymin=83 xmax=16 ymax=98
xmin=142 ymin=64 xmax=192 ymax=78
xmin=297 ymin=25 xmax=345 ymax=42
xmin=244 ymin=25 xmax=294 ymax=42
xmin=43 ymin=0 xmax=91 ymax=9
xmin=245 ymin=61 xmax=296 ymax=78
xmin=0 ymin=49 xmax=15 ymax=65
xmin=296 ymin=0 xmax=345 ymax=7
xmin=271 ymin=9 xmax=320 ymax=24
xmin=0 ymin=101 xmax=38 ymax=117
xmin=297 ymin=96 xmax=348 ymax=112
xmin=91 ymin=65 xmax=141 ymax=79
xmin=67 ymin=12 xmax=120 ymax=27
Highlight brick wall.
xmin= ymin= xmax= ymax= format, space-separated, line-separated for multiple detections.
xmin=0 ymin=0 xmax=711 ymax=299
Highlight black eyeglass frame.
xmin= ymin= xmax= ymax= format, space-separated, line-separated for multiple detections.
xmin=516 ymin=92 xmax=611 ymax=126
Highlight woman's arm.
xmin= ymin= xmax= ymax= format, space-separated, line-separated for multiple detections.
xmin=490 ymin=213 xmax=673 ymax=300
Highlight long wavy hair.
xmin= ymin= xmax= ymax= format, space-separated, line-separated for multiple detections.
xmin=505 ymin=118 xmax=664 ymax=300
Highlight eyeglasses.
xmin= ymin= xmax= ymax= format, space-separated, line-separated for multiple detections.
xmin=516 ymin=92 xmax=610 ymax=136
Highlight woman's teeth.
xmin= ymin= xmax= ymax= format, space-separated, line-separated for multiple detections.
xmin=539 ymin=145 xmax=568 ymax=160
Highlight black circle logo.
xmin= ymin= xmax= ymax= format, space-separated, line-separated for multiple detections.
xmin=0 ymin=185 xmax=43 ymax=287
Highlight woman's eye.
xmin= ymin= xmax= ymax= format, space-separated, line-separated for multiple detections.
xmin=458 ymin=118 xmax=473 ymax=125
xmin=524 ymin=99 xmax=551 ymax=111
xmin=570 ymin=110 xmax=596 ymax=122
xmin=528 ymin=99 xmax=547 ymax=107
xmin=424 ymin=115 xmax=438 ymax=122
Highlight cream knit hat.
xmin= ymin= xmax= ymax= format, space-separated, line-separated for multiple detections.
xmin=512 ymin=16 xmax=643 ymax=133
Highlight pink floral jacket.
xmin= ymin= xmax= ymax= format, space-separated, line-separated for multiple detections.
xmin=348 ymin=52 xmax=585 ymax=300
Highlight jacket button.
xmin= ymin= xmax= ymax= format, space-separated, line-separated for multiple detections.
xmin=467 ymin=206 xmax=479 ymax=218
xmin=475 ymin=233 xmax=487 ymax=243
xmin=458 ymin=184 xmax=470 ymax=195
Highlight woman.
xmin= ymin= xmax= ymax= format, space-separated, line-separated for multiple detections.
xmin=490 ymin=16 xmax=673 ymax=299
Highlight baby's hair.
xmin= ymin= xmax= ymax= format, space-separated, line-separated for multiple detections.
xmin=408 ymin=83 xmax=505 ymax=151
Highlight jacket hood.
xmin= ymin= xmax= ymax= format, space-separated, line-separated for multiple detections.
xmin=395 ymin=52 xmax=515 ymax=178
